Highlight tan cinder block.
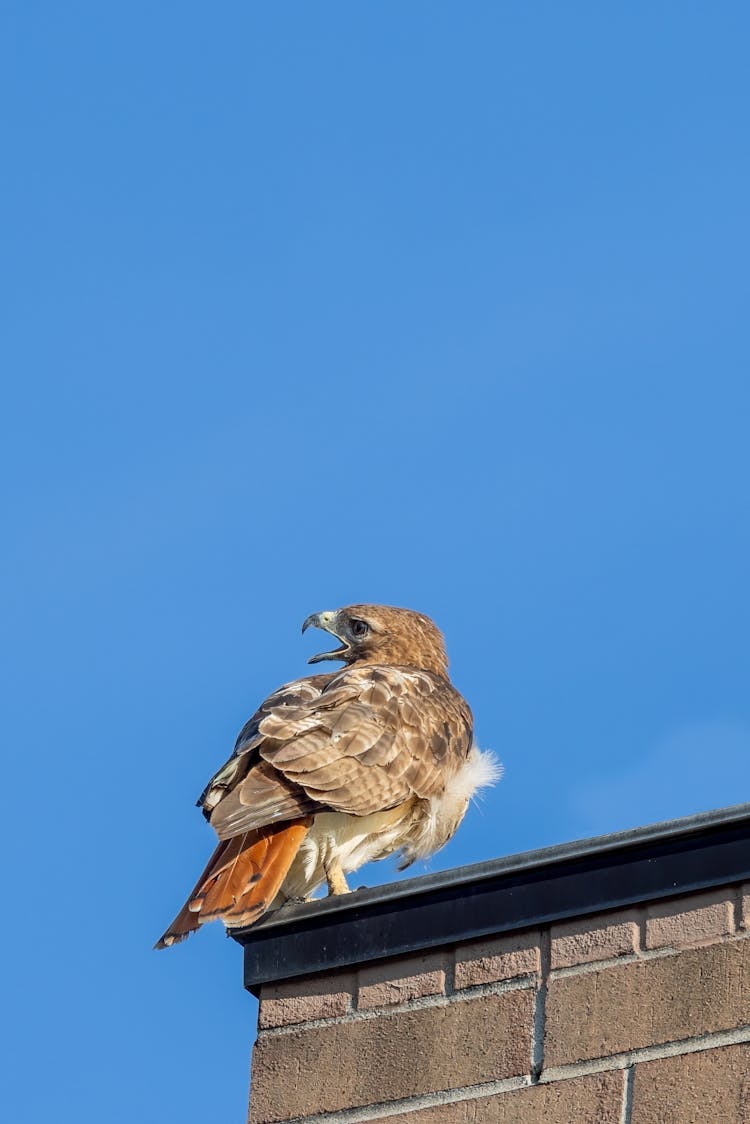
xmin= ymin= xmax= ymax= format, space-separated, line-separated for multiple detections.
xmin=358 ymin=951 xmax=446 ymax=1009
xmin=257 ymin=968 xmax=355 ymax=1029
xmin=382 ymin=1071 xmax=623 ymax=1123
xmin=644 ymin=888 xmax=735 ymax=950
xmin=250 ymin=989 xmax=535 ymax=1123
xmin=454 ymin=930 xmax=540 ymax=988
xmin=546 ymin=940 xmax=750 ymax=1066
xmin=631 ymin=1043 xmax=750 ymax=1123
xmin=550 ymin=909 xmax=639 ymax=969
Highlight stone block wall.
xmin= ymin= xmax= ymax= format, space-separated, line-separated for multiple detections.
xmin=249 ymin=884 xmax=750 ymax=1123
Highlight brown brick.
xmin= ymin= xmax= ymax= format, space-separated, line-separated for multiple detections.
xmin=250 ymin=989 xmax=535 ymax=1122
xmin=257 ymin=969 xmax=354 ymax=1029
xmin=551 ymin=909 xmax=639 ymax=969
xmin=454 ymin=930 xmax=540 ymax=988
xmin=741 ymin=884 xmax=750 ymax=930
xmin=631 ymin=1043 xmax=750 ymax=1123
xmin=546 ymin=940 xmax=750 ymax=1066
xmin=383 ymin=1071 xmax=623 ymax=1123
xmin=358 ymin=951 xmax=446 ymax=1009
xmin=644 ymin=889 xmax=735 ymax=950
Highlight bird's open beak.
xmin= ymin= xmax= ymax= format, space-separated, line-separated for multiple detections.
xmin=301 ymin=610 xmax=350 ymax=664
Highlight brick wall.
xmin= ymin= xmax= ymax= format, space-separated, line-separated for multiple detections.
xmin=249 ymin=884 xmax=750 ymax=1123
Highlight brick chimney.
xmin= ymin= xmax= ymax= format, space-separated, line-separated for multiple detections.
xmin=235 ymin=805 xmax=750 ymax=1123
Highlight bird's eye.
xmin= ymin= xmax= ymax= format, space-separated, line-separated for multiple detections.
xmin=350 ymin=618 xmax=369 ymax=639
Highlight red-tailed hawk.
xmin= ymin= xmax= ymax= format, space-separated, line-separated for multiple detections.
xmin=156 ymin=604 xmax=500 ymax=948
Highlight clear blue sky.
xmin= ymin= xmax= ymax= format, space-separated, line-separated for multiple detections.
xmin=3 ymin=4 xmax=749 ymax=1121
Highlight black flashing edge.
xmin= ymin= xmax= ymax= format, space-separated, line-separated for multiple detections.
xmin=232 ymin=802 xmax=750 ymax=994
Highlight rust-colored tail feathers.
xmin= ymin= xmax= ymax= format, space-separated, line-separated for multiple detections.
xmin=155 ymin=819 xmax=310 ymax=949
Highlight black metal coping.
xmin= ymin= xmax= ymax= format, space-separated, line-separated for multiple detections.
xmin=233 ymin=802 xmax=750 ymax=993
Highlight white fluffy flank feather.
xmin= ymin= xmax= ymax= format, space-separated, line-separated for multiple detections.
xmin=397 ymin=744 xmax=503 ymax=868
xmin=443 ymin=744 xmax=503 ymax=804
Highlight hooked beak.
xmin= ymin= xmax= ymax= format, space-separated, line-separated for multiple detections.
xmin=301 ymin=610 xmax=350 ymax=664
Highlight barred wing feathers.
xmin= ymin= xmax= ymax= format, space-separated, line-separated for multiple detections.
xmin=203 ymin=665 xmax=473 ymax=841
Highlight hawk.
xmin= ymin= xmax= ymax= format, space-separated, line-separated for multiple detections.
xmin=156 ymin=604 xmax=499 ymax=948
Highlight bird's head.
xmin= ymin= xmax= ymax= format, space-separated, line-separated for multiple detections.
xmin=302 ymin=604 xmax=449 ymax=677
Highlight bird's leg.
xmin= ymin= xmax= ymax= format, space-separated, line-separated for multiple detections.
xmin=324 ymin=855 xmax=351 ymax=896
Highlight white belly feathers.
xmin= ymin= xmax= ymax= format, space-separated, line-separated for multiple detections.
xmin=279 ymin=744 xmax=500 ymax=902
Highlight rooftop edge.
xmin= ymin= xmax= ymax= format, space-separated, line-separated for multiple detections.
xmin=232 ymin=801 xmax=750 ymax=992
